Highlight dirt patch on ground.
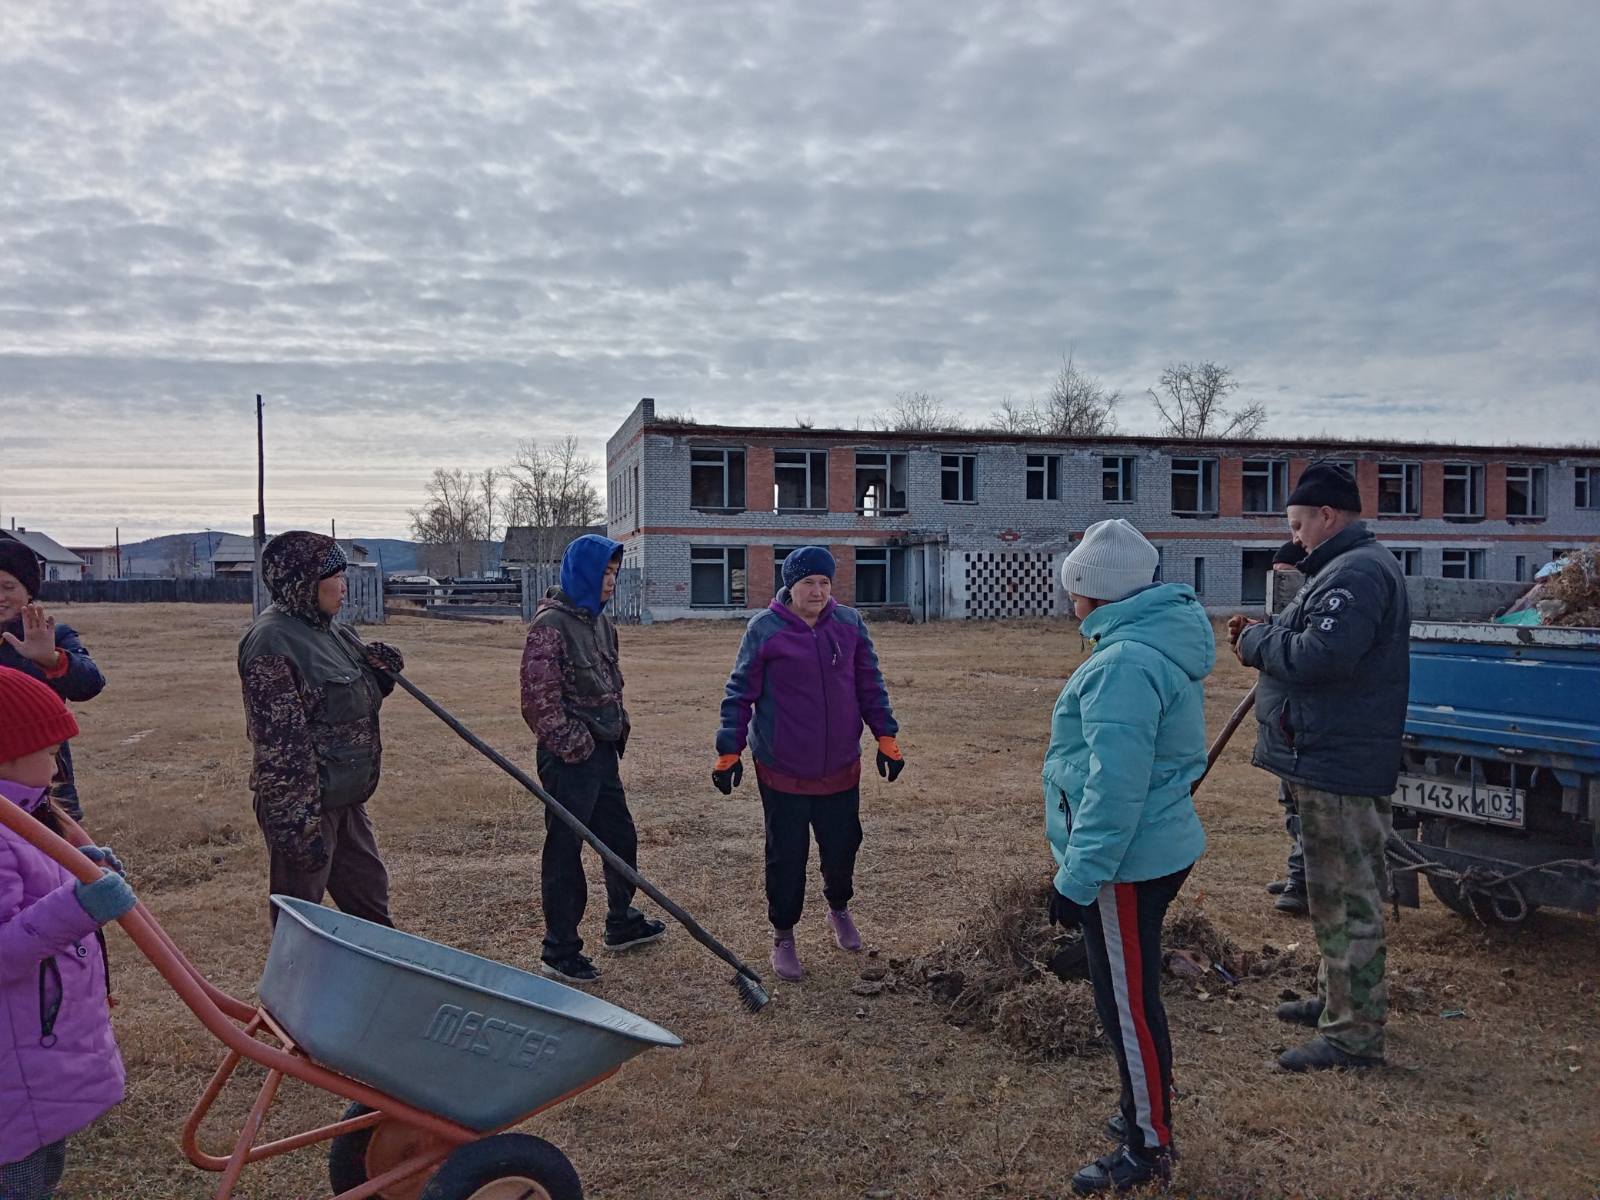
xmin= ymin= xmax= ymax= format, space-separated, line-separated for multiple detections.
xmin=31 ymin=604 xmax=1600 ymax=1198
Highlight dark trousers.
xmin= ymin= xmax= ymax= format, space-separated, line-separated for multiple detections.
xmin=758 ymin=780 xmax=862 ymax=932
xmin=1279 ymin=781 xmax=1306 ymax=889
xmin=262 ymin=801 xmax=392 ymax=927
xmin=537 ymin=741 xmax=639 ymax=961
xmin=1080 ymin=867 xmax=1191 ymax=1155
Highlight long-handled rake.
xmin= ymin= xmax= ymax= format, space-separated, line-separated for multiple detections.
xmin=346 ymin=632 xmax=769 ymax=1014
xmin=1192 ymin=682 xmax=1258 ymax=795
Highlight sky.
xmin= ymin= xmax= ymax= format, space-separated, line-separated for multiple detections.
xmin=1 ymin=0 xmax=1596 ymax=544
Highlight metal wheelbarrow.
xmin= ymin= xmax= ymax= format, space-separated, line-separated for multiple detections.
xmin=0 ymin=803 xmax=680 ymax=1200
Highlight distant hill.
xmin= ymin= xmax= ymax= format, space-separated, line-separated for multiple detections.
xmin=119 ymin=531 xmax=429 ymax=576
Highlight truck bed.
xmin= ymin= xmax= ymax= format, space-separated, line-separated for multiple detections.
xmin=1407 ymin=621 xmax=1600 ymax=772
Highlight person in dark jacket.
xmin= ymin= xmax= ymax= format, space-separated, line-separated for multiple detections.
xmin=238 ymin=531 xmax=404 ymax=927
xmin=713 ymin=546 xmax=904 ymax=983
xmin=521 ymin=534 xmax=664 ymax=985
xmin=1231 ymin=461 xmax=1410 ymax=1073
xmin=1264 ymin=539 xmax=1311 ymax=915
xmin=0 ymin=539 xmax=106 ymax=821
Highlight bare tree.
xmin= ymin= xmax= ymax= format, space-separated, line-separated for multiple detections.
xmin=876 ymin=390 xmax=964 ymax=432
xmin=503 ymin=437 xmax=603 ymax=563
xmin=989 ymin=395 xmax=1038 ymax=433
xmin=987 ymin=356 xmax=1121 ymax=436
xmin=479 ymin=466 xmax=501 ymax=544
xmin=410 ymin=467 xmax=488 ymax=578
xmin=1041 ymin=353 xmax=1121 ymax=436
xmin=1149 ymin=361 xmax=1267 ymax=439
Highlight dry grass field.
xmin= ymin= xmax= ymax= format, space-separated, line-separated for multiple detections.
xmin=36 ymin=604 xmax=1600 ymax=1198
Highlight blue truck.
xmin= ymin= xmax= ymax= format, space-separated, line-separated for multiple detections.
xmin=1388 ymin=615 xmax=1600 ymax=925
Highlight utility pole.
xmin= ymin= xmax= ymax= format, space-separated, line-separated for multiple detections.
xmin=252 ymin=395 xmax=267 ymax=616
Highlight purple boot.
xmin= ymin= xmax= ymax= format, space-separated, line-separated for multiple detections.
xmin=771 ymin=930 xmax=804 ymax=981
xmin=827 ymin=908 xmax=862 ymax=952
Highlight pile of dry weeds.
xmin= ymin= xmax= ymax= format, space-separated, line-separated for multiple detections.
xmin=913 ymin=876 xmax=1321 ymax=1060
xmin=1545 ymin=546 xmax=1600 ymax=627
xmin=912 ymin=873 xmax=1102 ymax=1058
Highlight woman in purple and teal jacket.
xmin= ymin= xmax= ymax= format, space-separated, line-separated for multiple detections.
xmin=713 ymin=546 xmax=905 ymax=982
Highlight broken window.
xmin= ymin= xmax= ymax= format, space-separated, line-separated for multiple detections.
xmin=1102 ymin=456 xmax=1135 ymax=503
xmin=690 ymin=448 xmax=746 ymax=510
xmin=1442 ymin=463 xmax=1483 ymax=518
xmin=774 ymin=450 xmax=828 ymax=510
xmin=855 ymin=452 xmax=908 ymax=515
xmin=1505 ymin=465 xmax=1546 ymax=518
xmin=1170 ymin=458 xmax=1218 ymax=515
xmin=1242 ymin=459 xmax=1288 ymax=514
xmin=941 ymin=454 xmax=976 ymax=503
xmin=855 ymin=547 xmax=907 ymax=605
xmin=1027 ymin=454 xmax=1060 ymax=501
xmin=690 ymin=546 xmax=746 ymax=606
xmin=1378 ymin=462 xmax=1420 ymax=516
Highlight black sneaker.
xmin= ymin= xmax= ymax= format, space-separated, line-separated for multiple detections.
xmin=1265 ymin=879 xmax=1290 ymax=895
xmin=1071 ymin=1145 xmax=1172 ymax=1195
xmin=540 ymin=953 xmax=601 ymax=985
xmin=1104 ymin=1113 xmax=1127 ymax=1143
xmin=603 ymin=915 xmax=666 ymax=953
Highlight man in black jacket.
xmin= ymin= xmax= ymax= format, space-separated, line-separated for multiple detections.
xmin=1230 ymin=461 xmax=1409 ymax=1072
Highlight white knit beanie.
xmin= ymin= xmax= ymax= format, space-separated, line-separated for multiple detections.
xmin=1060 ymin=518 xmax=1160 ymax=602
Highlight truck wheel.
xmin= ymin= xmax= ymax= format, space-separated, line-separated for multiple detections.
xmin=1418 ymin=820 xmax=1536 ymax=926
xmin=419 ymin=1134 xmax=582 ymax=1200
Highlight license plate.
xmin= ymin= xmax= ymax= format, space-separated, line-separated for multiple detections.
xmin=1392 ymin=774 xmax=1525 ymax=828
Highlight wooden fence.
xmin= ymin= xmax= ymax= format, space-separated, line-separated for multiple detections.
xmin=39 ymin=577 xmax=255 ymax=604
xmin=520 ymin=566 xmax=643 ymax=624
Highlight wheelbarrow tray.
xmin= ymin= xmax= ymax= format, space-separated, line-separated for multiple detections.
xmin=260 ymin=896 xmax=680 ymax=1131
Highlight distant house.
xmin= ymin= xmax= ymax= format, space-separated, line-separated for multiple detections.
xmin=0 ymin=527 xmax=86 ymax=583
xmin=210 ymin=534 xmax=368 ymax=577
xmin=209 ymin=534 xmax=257 ymax=577
xmin=501 ymin=524 xmax=605 ymax=571
xmin=66 ymin=546 xmax=121 ymax=581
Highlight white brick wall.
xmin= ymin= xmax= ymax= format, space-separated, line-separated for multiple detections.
xmin=605 ymin=403 xmax=1600 ymax=618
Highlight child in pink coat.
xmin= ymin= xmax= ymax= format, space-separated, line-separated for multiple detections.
xmin=0 ymin=666 xmax=137 ymax=1199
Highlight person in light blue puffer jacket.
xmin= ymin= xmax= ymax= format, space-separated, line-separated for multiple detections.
xmin=1042 ymin=518 xmax=1213 ymax=1197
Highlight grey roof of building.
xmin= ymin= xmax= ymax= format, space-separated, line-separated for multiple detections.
xmin=0 ymin=528 xmax=86 ymax=566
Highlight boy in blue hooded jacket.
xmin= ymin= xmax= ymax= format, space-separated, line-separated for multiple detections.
xmin=520 ymin=535 xmax=664 ymax=984
xmin=1043 ymin=519 xmax=1212 ymax=1196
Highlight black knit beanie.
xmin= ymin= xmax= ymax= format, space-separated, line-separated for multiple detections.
xmin=0 ymin=539 xmax=41 ymax=600
xmin=1273 ymin=540 xmax=1308 ymax=567
xmin=1287 ymin=460 xmax=1361 ymax=513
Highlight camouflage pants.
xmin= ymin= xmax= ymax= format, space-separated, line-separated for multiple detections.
xmin=1288 ymin=783 xmax=1391 ymax=1058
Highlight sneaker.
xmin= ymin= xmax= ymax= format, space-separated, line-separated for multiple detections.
xmin=1070 ymin=1145 xmax=1172 ymax=1195
xmin=603 ymin=915 xmax=667 ymax=953
xmin=1277 ymin=1035 xmax=1383 ymax=1073
xmin=1104 ymin=1113 xmax=1127 ymax=1143
xmin=540 ymin=953 xmax=601 ymax=985
xmin=771 ymin=931 xmax=804 ymax=981
xmin=826 ymin=908 xmax=862 ymax=952
xmin=1274 ymin=886 xmax=1309 ymax=915
xmin=1265 ymin=879 xmax=1290 ymax=896
xmin=1275 ymin=998 xmax=1325 ymax=1027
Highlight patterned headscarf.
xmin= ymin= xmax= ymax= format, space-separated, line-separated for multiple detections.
xmin=261 ymin=531 xmax=346 ymax=626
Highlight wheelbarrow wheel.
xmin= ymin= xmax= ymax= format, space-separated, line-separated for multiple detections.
xmin=329 ymin=1102 xmax=453 ymax=1199
xmin=419 ymin=1133 xmax=582 ymax=1200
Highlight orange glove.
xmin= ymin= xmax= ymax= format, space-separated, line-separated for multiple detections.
xmin=876 ymin=736 xmax=904 ymax=782
xmin=712 ymin=754 xmax=743 ymax=794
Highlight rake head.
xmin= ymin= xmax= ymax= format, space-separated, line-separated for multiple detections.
xmin=733 ymin=971 xmax=770 ymax=1013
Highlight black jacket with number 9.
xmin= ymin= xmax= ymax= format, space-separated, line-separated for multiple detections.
xmin=1237 ymin=522 xmax=1411 ymax=797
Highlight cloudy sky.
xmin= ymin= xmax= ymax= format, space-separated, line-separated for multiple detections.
xmin=2 ymin=0 xmax=1595 ymax=543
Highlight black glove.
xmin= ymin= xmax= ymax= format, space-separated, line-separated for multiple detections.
xmin=363 ymin=641 xmax=405 ymax=675
xmin=712 ymin=756 xmax=743 ymax=795
xmin=1048 ymin=887 xmax=1081 ymax=929
xmin=875 ymin=736 xmax=905 ymax=783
